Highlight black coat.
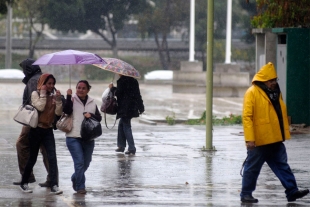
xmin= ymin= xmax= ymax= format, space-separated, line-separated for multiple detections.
xmin=114 ymin=76 xmax=144 ymax=119
xmin=20 ymin=59 xmax=42 ymax=104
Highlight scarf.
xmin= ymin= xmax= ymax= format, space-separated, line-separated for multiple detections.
xmin=255 ymin=81 xmax=285 ymax=141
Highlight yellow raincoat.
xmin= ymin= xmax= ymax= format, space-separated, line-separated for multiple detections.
xmin=242 ymin=62 xmax=290 ymax=146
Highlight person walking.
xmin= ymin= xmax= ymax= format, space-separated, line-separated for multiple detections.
xmin=240 ymin=62 xmax=309 ymax=203
xmin=63 ymin=80 xmax=102 ymax=194
xmin=109 ymin=74 xmax=144 ymax=155
xmin=14 ymin=59 xmax=55 ymax=187
xmin=19 ymin=73 xmax=63 ymax=194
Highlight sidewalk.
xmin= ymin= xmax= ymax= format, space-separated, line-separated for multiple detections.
xmin=0 ymin=82 xmax=309 ymax=206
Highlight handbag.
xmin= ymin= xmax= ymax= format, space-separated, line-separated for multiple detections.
xmin=13 ymin=104 xmax=39 ymax=128
xmin=56 ymin=113 xmax=73 ymax=133
xmin=80 ymin=116 xmax=102 ymax=141
xmin=101 ymin=88 xmax=117 ymax=115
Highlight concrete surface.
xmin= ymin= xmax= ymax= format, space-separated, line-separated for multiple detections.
xmin=0 ymin=82 xmax=309 ymax=207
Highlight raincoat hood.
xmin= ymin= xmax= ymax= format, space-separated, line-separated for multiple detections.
xmin=37 ymin=73 xmax=55 ymax=90
xmin=20 ymin=59 xmax=41 ymax=80
xmin=252 ymin=62 xmax=277 ymax=83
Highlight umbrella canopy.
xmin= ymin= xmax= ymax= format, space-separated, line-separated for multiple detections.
xmin=32 ymin=49 xmax=105 ymax=65
xmin=32 ymin=49 xmax=106 ymax=88
xmin=93 ymin=58 xmax=141 ymax=79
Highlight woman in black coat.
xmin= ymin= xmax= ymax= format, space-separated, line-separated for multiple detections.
xmin=109 ymin=75 xmax=144 ymax=155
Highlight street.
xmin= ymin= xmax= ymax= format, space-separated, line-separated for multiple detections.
xmin=0 ymin=82 xmax=309 ymax=206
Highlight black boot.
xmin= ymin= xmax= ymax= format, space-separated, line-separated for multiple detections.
xmin=241 ymin=195 xmax=258 ymax=203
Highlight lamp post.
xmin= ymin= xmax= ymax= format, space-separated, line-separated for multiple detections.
xmin=225 ymin=0 xmax=232 ymax=64
xmin=189 ymin=0 xmax=195 ymax=62
xmin=5 ymin=2 xmax=12 ymax=68
xmin=205 ymin=0 xmax=214 ymax=150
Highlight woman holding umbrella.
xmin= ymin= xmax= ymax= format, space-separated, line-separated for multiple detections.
xmin=63 ymin=80 xmax=102 ymax=194
xmin=109 ymin=74 xmax=144 ymax=155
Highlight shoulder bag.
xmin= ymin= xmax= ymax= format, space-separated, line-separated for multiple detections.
xmin=13 ymin=93 xmax=39 ymax=128
xmin=101 ymin=88 xmax=117 ymax=129
xmin=101 ymin=88 xmax=117 ymax=115
xmin=56 ymin=113 xmax=73 ymax=133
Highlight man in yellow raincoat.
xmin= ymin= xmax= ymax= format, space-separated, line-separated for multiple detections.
xmin=240 ymin=62 xmax=309 ymax=203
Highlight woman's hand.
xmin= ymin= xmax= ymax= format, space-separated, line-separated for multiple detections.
xmin=109 ymin=83 xmax=113 ymax=89
xmin=67 ymin=89 xmax=72 ymax=95
xmin=84 ymin=112 xmax=91 ymax=118
xmin=55 ymin=90 xmax=61 ymax=96
xmin=40 ymin=85 xmax=47 ymax=91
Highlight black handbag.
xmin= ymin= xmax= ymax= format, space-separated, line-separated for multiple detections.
xmin=80 ymin=117 xmax=102 ymax=141
xmin=101 ymin=88 xmax=117 ymax=129
xmin=101 ymin=90 xmax=117 ymax=115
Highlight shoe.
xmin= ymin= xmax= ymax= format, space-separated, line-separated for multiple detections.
xmin=50 ymin=185 xmax=63 ymax=195
xmin=38 ymin=181 xmax=50 ymax=187
xmin=72 ymin=179 xmax=76 ymax=191
xmin=241 ymin=195 xmax=258 ymax=203
xmin=77 ymin=189 xmax=87 ymax=194
xmin=20 ymin=184 xmax=33 ymax=193
xmin=288 ymin=189 xmax=309 ymax=202
xmin=13 ymin=177 xmax=36 ymax=185
xmin=115 ymin=147 xmax=125 ymax=152
xmin=125 ymin=150 xmax=136 ymax=155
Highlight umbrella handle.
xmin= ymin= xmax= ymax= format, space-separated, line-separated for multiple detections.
xmin=69 ymin=66 xmax=71 ymax=88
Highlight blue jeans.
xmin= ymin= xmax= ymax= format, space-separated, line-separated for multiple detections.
xmin=66 ymin=137 xmax=94 ymax=191
xmin=117 ymin=117 xmax=136 ymax=152
xmin=240 ymin=142 xmax=298 ymax=199
xmin=21 ymin=127 xmax=58 ymax=188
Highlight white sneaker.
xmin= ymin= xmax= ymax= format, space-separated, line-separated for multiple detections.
xmin=20 ymin=184 xmax=33 ymax=193
xmin=50 ymin=185 xmax=63 ymax=195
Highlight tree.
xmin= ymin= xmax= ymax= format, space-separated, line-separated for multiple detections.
xmin=195 ymin=0 xmax=251 ymax=67
xmin=15 ymin=0 xmax=47 ymax=58
xmin=0 ymin=0 xmax=16 ymax=14
xmin=137 ymin=0 xmax=189 ymax=70
xmin=249 ymin=0 xmax=310 ymax=28
xmin=43 ymin=0 xmax=148 ymax=57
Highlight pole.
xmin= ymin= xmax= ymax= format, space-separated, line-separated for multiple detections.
xmin=225 ymin=0 xmax=232 ymax=64
xmin=189 ymin=0 xmax=195 ymax=62
xmin=205 ymin=0 xmax=214 ymax=150
xmin=5 ymin=2 xmax=12 ymax=68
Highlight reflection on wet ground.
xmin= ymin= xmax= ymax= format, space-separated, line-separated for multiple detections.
xmin=0 ymin=83 xmax=310 ymax=206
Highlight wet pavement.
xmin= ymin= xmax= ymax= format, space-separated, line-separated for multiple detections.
xmin=0 ymin=82 xmax=310 ymax=207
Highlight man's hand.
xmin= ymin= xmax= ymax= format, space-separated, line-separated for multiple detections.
xmin=246 ymin=141 xmax=256 ymax=150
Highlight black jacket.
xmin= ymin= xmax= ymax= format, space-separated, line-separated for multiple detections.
xmin=20 ymin=59 xmax=42 ymax=105
xmin=113 ymin=76 xmax=144 ymax=119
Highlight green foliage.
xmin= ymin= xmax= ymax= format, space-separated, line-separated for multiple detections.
xmin=186 ymin=111 xmax=242 ymax=126
xmin=166 ymin=113 xmax=176 ymax=125
xmin=251 ymin=0 xmax=310 ymax=28
xmin=0 ymin=53 xmax=27 ymax=69
xmin=213 ymin=40 xmax=255 ymax=63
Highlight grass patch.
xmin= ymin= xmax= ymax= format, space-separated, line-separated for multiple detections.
xmin=186 ymin=111 xmax=242 ymax=126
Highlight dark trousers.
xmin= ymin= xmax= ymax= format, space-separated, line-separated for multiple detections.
xmin=117 ymin=117 xmax=136 ymax=152
xmin=241 ymin=142 xmax=298 ymax=199
xmin=21 ymin=127 xmax=59 ymax=188
xmin=16 ymin=125 xmax=52 ymax=181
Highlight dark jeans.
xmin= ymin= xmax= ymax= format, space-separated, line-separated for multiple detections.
xmin=241 ymin=142 xmax=298 ymax=199
xmin=16 ymin=125 xmax=52 ymax=182
xmin=66 ymin=137 xmax=94 ymax=191
xmin=21 ymin=127 xmax=59 ymax=188
xmin=117 ymin=117 xmax=136 ymax=152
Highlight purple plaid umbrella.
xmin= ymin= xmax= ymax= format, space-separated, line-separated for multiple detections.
xmin=93 ymin=58 xmax=140 ymax=79
xmin=33 ymin=49 xmax=106 ymax=87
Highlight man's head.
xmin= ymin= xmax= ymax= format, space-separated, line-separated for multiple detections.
xmin=252 ymin=62 xmax=278 ymax=90
xmin=19 ymin=58 xmax=41 ymax=78
xmin=264 ymin=78 xmax=278 ymax=90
